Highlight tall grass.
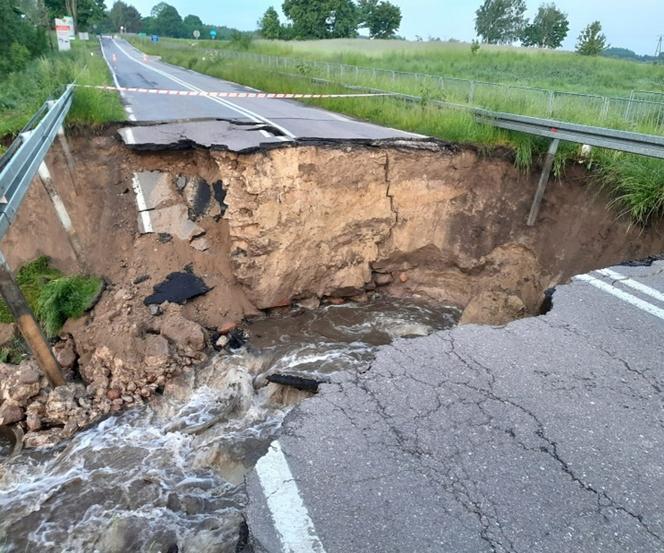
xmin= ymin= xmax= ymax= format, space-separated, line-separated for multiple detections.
xmin=130 ymin=39 xmax=664 ymax=225
xmin=0 ymin=40 xmax=125 ymax=138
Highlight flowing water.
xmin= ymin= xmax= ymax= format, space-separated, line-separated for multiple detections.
xmin=0 ymin=298 xmax=458 ymax=553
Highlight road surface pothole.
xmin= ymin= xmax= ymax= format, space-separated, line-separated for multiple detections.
xmin=1 ymin=127 xmax=663 ymax=552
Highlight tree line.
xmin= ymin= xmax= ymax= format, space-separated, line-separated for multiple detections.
xmin=259 ymin=0 xmax=402 ymax=40
xmin=474 ymin=0 xmax=607 ymax=56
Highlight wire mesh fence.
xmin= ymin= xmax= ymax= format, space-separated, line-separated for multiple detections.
xmin=159 ymin=43 xmax=664 ymax=134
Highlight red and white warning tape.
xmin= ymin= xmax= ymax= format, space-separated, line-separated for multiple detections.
xmin=77 ymin=84 xmax=392 ymax=99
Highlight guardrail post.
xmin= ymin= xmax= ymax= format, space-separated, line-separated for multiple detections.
xmin=527 ymin=138 xmax=560 ymax=226
xmin=56 ymin=126 xmax=80 ymax=195
xmin=0 ymin=252 xmax=64 ymax=387
xmin=37 ymin=162 xmax=89 ymax=273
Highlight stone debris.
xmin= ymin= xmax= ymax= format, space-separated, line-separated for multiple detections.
xmin=265 ymin=373 xmax=322 ymax=393
xmin=460 ymin=290 xmax=527 ymax=326
xmin=190 ymin=236 xmax=210 ymax=252
xmin=53 ymin=334 xmax=78 ymax=372
xmin=144 ymin=271 xmax=212 ymax=306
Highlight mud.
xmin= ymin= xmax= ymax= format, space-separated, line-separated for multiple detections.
xmin=0 ymin=128 xmax=662 ymax=444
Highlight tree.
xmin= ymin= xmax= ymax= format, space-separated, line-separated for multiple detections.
xmin=358 ymin=0 xmax=401 ymax=39
xmin=521 ymin=3 xmax=568 ymax=48
xmin=108 ymin=0 xmax=141 ymax=32
xmin=282 ymin=0 xmax=358 ymax=39
xmin=259 ymin=6 xmax=282 ymax=39
xmin=182 ymin=14 xmax=202 ymax=37
xmin=150 ymin=2 xmax=183 ymax=37
xmin=475 ymin=0 xmax=527 ymax=44
xmin=575 ymin=21 xmax=607 ymax=56
xmin=0 ymin=0 xmax=49 ymax=75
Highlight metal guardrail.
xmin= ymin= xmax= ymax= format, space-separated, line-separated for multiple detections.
xmin=0 ymin=85 xmax=74 ymax=239
xmin=475 ymin=110 xmax=664 ymax=159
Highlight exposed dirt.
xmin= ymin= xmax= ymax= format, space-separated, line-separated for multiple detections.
xmin=1 ymin=127 xmax=663 ymax=445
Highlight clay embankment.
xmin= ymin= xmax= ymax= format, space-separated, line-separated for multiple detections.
xmin=1 ymin=130 xmax=662 ymax=447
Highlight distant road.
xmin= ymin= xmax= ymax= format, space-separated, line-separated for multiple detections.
xmin=100 ymin=37 xmax=421 ymax=141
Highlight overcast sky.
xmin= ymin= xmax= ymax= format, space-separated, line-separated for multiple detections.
xmin=128 ymin=0 xmax=663 ymax=55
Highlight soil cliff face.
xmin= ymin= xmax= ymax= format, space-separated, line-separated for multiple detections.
xmin=214 ymin=143 xmax=664 ymax=316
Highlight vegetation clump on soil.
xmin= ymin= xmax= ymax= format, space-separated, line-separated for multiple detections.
xmin=0 ymin=40 xmax=125 ymax=139
xmin=0 ymin=256 xmax=103 ymax=338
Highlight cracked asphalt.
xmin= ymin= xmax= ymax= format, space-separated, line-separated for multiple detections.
xmin=246 ymin=260 xmax=664 ymax=553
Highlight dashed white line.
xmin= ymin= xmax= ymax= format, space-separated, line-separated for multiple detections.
xmin=255 ymin=441 xmax=327 ymax=553
xmin=597 ymin=268 xmax=664 ymax=304
xmin=576 ymin=273 xmax=664 ymax=321
xmin=110 ymin=39 xmax=296 ymax=139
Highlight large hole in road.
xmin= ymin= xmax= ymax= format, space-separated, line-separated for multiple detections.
xmin=1 ymin=128 xmax=663 ymax=552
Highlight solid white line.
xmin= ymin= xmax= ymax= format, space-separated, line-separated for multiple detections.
xmin=124 ymin=128 xmax=136 ymax=144
xmin=111 ymin=39 xmax=296 ymax=138
xmin=131 ymin=173 xmax=153 ymax=233
xmin=259 ymin=129 xmax=271 ymax=137
xmin=576 ymin=274 xmax=664 ymax=321
xmin=597 ymin=268 xmax=664 ymax=304
xmin=254 ymin=441 xmax=327 ymax=553
xmin=100 ymin=37 xmax=139 ymax=123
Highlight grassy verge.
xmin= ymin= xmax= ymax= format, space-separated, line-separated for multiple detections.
xmin=131 ymin=38 xmax=664 ymax=225
xmin=0 ymin=257 xmax=104 ymax=339
xmin=0 ymin=39 xmax=125 ymax=139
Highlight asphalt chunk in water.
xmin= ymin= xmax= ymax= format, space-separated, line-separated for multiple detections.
xmin=266 ymin=373 xmax=322 ymax=393
xmin=144 ymin=272 xmax=212 ymax=305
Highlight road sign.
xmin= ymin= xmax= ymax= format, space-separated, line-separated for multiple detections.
xmin=54 ymin=18 xmax=72 ymax=51
xmin=151 ymin=35 xmax=160 ymax=43
xmin=193 ymin=30 xmax=200 ymax=39
xmin=209 ymin=29 xmax=217 ymax=39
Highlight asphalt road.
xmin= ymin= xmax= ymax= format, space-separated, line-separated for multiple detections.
xmin=246 ymin=261 xmax=664 ymax=553
xmin=99 ymin=37 xmax=420 ymax=142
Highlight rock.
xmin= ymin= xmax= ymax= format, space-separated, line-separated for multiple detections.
xmin=133 ymin=275 xmax=150 ymax=285
xmin=106 ymin=388 xmax=121 ymax=401
xmin=23 ymin=428 xmax=64 ymax=449
xmin=216 ymin=335 xmax=229 ymax=349
xmin=45 ymin=386 xmax=81 ymax=425
xmin=297 ymin=297 xmax=320 ymax=310
xmin=114 ymin=288 xmax=133 ymax=302
xmin=219 ymin=321 xmax=238 ymax=335
xmin=176 ymin=175 xmax=187 ymax=191
xmin=53 ymin=335 xmax=78 ymax=371
xmin=158 ymin=233 xmax=173 ymax=243
xmin=160 ymin=313 xmax=206 ymax=352
xmin=399 ymin=272 xmax=409 ymax=283
xmin=325 ymin=297 xmax=345 ymax=306
xmin=373 ymin=272 xmax=394 ymax=286
xmin=460 ymin=291 xmax=527 ymax=326
xmin=26 ymin=412 xmax=41 ymax=431
xmin=0 ymin=361 xmax=42 ymax=404
xmin=0 ymin=402 xmax=24 ymax=425
xmin=350 ymin=293 xmax=369 ymax=304
xmin=144 ymin=334 xmax=170 ymax=366
xmin=0 ymin=323 xmax=16 ymax=346
xmin=190 ymin=236 xmax=210 ymax=252
xmin=149 ymin=304 xmax=163 ymax=316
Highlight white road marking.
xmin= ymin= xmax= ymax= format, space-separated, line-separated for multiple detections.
xmin=124 ymin=128 xmax=136 ymax=144
xmin=131 ymin=173 xmax=153 ymax=233
xmin=576 ymin=273 xmax=664 ymax=321
xmin=255 ymin=441 xmax=327 ymax=553
xmin=110 ymin=39 xmax=296 ymax=139
xmin=100 ymin=37 xmax=137 ymax=122
xmin=597 ymin=268 xmax=664 ymax=304
xmin=259 ymin=129 xmax=271 ymax=137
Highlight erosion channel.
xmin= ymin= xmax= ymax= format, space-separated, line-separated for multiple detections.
xmin=0 ymin=128 xmax=662 ymax=552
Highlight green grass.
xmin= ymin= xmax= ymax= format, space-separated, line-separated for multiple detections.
xmin=130 ymin=37 xmax=664 ymax=225
xmin=0 ymin=39 xmax=125 ymax=139
xmin=0 ymin=257 xmax=104 ymax=338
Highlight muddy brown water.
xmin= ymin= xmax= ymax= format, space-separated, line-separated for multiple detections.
xmin=0 ymin=298 xmax=458 ymax=553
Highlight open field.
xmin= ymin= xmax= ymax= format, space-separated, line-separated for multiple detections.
xmin=129 ymin=36 xmax=664 ymax=225
xmin=0 ymin=40 xmax=124 ymax=139
xmin=163 ymin=37 xmax=664 ymax=97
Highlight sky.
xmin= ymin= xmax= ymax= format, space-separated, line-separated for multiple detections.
xmin=128 ymin=0 xmax=664 ymax=55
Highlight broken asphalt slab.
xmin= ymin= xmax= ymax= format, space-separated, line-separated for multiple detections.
xmin=245 ymin=262 xmax=664 ymax=553
xmin=144 ymin=271 xmax=212 ymax=305
xmin=119 ymin=120 xmax=285 ymax=153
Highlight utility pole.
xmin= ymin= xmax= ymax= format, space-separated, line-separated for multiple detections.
xmin=656 ymin=35 xmax=663 ymax=61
